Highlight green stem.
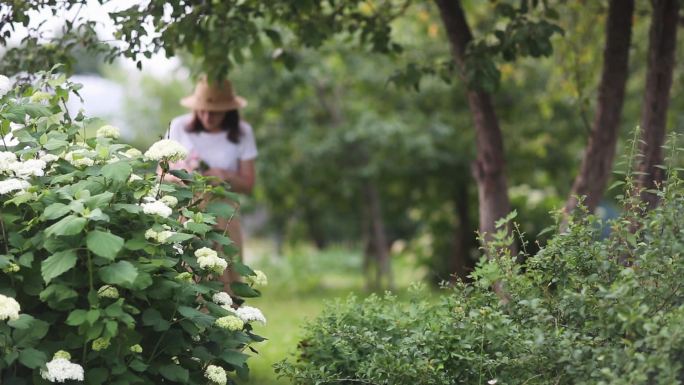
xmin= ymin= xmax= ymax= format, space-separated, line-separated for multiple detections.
xmin=86 ymin=250 xmax=94 ymax=293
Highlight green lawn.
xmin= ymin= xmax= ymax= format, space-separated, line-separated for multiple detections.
xmin=236 ymin=240 xmax=429 ymax=385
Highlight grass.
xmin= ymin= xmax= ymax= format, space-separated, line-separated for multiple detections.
xmin=236 ymin=239 xmax=429 ymax=385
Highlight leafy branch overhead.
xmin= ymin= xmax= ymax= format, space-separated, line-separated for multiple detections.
xmin=1 ymin=0 xmax=559 ymax=88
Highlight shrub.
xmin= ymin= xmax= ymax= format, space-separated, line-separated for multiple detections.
xmin=0 ymin=70 xmax=266 ymax=384
xmin=277 ymin=166 xmax=684 ymax=384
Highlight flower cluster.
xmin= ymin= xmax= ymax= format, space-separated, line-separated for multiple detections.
xmin=140 ymin=197 xmax=173 ymax=218
xmin=0 ymin=293 xmax=20 ymax=321
xmin=0 ymin=75 xmax=11 ymax=98
xmin=195 ymin=247 xmax=227 ymax=274
xmin=204 ymin=365 xmax=227 ymax=385
xmin=215 ymin=315 xmax=243 ymax=331
xmin=92 ymin=337 xmax=111 ymax=351
xmin=0 ymin=151 xmax=48 ymax=181
xmin=247 ymin=270 xmax=268 ymax=287
xmin=236 ymin=306 xmax=266 ymax=324
xmin=64 ymin=149 xmax=95 ymax=168
xmin=145 ymin=225 xmax=175 ymax=243
xmin=97 ymin=285 xmax=119 ymax=299
xmin=40 ymin=355 xmax=84 ymax=383
xmin=159 ymin=195 xmax=178 ymax=207
xmin=130 ymin=344 xmax=143 ymax=353
xmin=212 ymin=292 xmax=233 ymax=307
xmin=144 ymin=139 xmax=187 ymax=162
xmin=96 ymin=124 xmax=120 ymax=139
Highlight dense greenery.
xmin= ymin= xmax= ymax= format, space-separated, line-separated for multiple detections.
xmin=277 ymin=158 xmax=684 ymax=384
xmin=0 ymin=70 xmax=266 ymax=384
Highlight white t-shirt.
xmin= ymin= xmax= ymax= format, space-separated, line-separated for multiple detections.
xmin=168 ymin=113 xmax=258 ymax=172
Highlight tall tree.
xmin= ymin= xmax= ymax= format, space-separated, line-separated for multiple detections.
xmin=636 ymin=0 xmax=679 ymax=208
xmin=565 ymin=0 xmax=635 ymax=214
xmin=433 ymin=0 xmax=511 ymax=244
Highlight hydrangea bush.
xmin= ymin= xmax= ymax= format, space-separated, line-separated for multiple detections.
xmin=277 ymin=167 xmax=684 ymax=384
xmin=0 ymin=71 xmax=267 ymax=384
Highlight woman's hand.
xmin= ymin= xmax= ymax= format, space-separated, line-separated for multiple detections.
xmin=202 ymin=160 xmax=255 ymax=194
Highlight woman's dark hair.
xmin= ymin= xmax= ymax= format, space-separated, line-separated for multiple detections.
xmin=187 ymin=110 xmax=241 ymax=143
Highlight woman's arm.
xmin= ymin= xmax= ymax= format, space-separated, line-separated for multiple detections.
xmin=203 ymin=159 xmax=256 ymax=194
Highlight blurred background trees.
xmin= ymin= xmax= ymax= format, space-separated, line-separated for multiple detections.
xmin=0 ymin=0 xmax=682 ymax=287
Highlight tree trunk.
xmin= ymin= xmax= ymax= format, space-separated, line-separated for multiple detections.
xmin=450 ymin=181 xmax=473 ymax=281
xmin=636 ymin=0 xmax=679 ymax=209
xmin=362 ymin=181 xmax=393 ymax=290
xmin=565 ymin=0 xmax=634 ymax=214
xmin=434 ymin=0 xmax=512 ymax=245
xmin=302 ymin=204 xmax=328 ymax=249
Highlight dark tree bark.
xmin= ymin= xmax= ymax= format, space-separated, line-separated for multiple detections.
xmin=636 ymin=0 xmax=679 ymax=208
xmin=434 ymin=0 xmax=512 ymax=245
xmin=450 ymin=182 xmax=473 ymax=281
xmin=362 ymin=181 xmax=393 ymax=290
xmin=565 ymin=0 xmax=635 ymax=214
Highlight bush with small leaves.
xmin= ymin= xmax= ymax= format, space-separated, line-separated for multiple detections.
xmin=278 ymin=166 xmax=684 ymax=384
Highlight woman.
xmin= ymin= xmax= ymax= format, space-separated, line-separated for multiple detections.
xmin=167 ymin=76 xmax=257 ymax=292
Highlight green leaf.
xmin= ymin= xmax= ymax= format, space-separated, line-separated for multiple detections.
xmin=230 ymin=282 xmax=260 ymax=298
xmin=112 ymin=204 xmax=141 ymax=214
xmin=220 ymin=349 xmax=249 ymax=368
xmin=7 ymin=314 xmax=36 ymax=330
xmin=41 ymin=250 xmax=78 ymax=283
xmin=102 ymin=161 xmax=132 ymax=184
xmin=177 ymin=306 xmax=214 ymax=327
xmin=165 ymin=233 xmax=195 ymax=243
xmin=65 ymin=309 xmax=88 ymax=326
xmin=142 ymin=308 xmax=170 ymax=331
xmin=206 ymin=201 xmax=236 ymax=218
xmin=159 ymin=364 xmax=189 ymax=382
xmin=98 ymin=261 xmax=138 ymax=286
xmin=45 ymin=215 xmax=87 ymax=237
xmin=85 ymin=192 xmax=114 ymax=209
xmin=87 ymin=230 xmax=124 ymax=260
xmin=18 ymin=348 xmax=47 ymax=369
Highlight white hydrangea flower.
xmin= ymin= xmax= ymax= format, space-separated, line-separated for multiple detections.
xmin=159 ymin=195 xmax=178 ymax=207
xmin=0 ymin=75 xmax=12 ymax=98
xmin=40 ymin=357 xmax=84 ymax=383
xmin=0 ymin=178 xmax=30 ymax=194
xmin=144 ymin=139 xmax=187 ymax=162
xmin=197 ymin=255 xmax=227 ymax=274
xmin=0 ymin=293 xmax=20 ymax=321
xmin=247 ymin=270 xmax=268 ymax=287
xmin=236 ymin=306 xmax=266 ymax=324
xmin=40 ymin=153 xmax=59 ymax=163
xmin=97 ymin=285 xmax=119 ymax=299
xmin=64 ymin=150 xmax=94 ymax=168
xmin=156 ymin=230 xmax=175 ymax=243
xmin=195 ymin=247 xmax=227 ymax=274
xmin=0 ymin=151 xmax=17 ymax=173
xmin=140 ymin=199 xmax=172 ymax=218
xmin=144 ymin=229 xmax=158 ymax=241
xmin=123 ymin=148 xmax=143 ymax=158
xmin=30 ymin=91 xmax=51 ymax=103
xmin=204 ymin=365 xmax=227 ymax=385
xmin=96 ymin=125 xmax=120 ymax=139
xmin=10 ymin=159 xmax=46 ymax=179
xmin=195 ymin=247 xmax=217 ymax=259
xmin=212 ymin=292 xmax=233 ymax=307
xmin=172 ymin=243 xmax=183 ymax=255
xmin=128 ymin=174 xmax=143 ymax=183
xmin=215 ymin=315 xmax=243 ymax=331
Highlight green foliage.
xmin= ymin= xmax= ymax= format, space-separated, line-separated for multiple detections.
xmin=0 ymin=71 xmax=266 ymax=384
xmin=277 ymin=171 xmax=684 ymax=384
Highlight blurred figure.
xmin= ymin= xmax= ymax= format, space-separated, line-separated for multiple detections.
xmin=167 ymin=76 xmax=258 ymax=292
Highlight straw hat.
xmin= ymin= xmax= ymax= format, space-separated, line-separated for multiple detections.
xmin=180 ymin=77 xmax=247 ymax=111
